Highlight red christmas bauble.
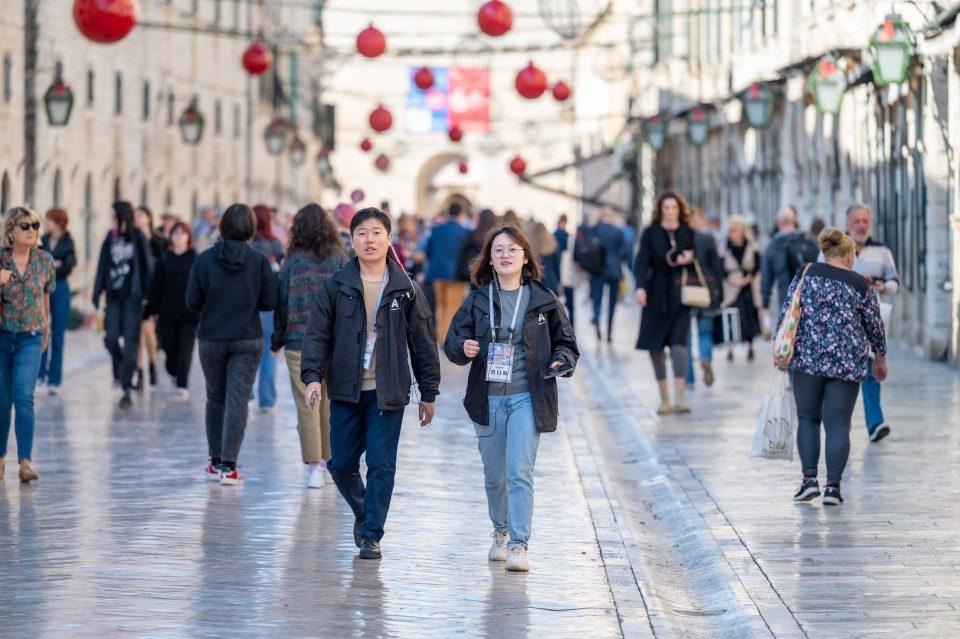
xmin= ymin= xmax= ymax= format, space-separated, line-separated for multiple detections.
xmin=515 ymin=62 xmax=547 ymax=99
xmin=73 ymin=0 xmax=137 ymax=44
xmin=360 ymin=138 xmax=373 ymax=152
xmin=356 ymin=24 xmax=386 ymax=58
xmin=375 ymin=154 xmax=391 ymax=172
xmin=448 ymin=126 xmax=463 ymax=142
xmin=552 ymin=81 xmax=572 ymax=102
xmin=458 ymin=162 xmax=469 ymax=174
xmin=509 ymin=156 xmax=526 ymax=175
xmin=242 ymin=41 xmax=272 ymax=75
xmin=414 ymin=66 xmax=434 ymax=90
xmin=478 ymin=0 xmax=513 ymax=37
xmin=369 ymin=105 xmax=393 ymax=133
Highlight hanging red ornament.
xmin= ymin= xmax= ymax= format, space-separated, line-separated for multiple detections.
xmin=356 ymin=24 xmax=386 ymax=58
xmin=374 ymin=154 xmax=391 ymax=172
xmin=368 ymin=105 xmax=393 ymax=133
xmin=73 ymin=0 xmax=138 ymax=44
xmin=359 ymin=138 xmax=373 ymax=152
xmin=242 ymin=41 xmax=272 ymax=75
xmin=515 ymin=62 xmax=548 ymax=99
xmin=552 ymin=81 xmax=572 ymax=102
xmin=458 ymin=162 xmax=469 ymax=174
xmin=414 ymin=66 xmax=435 ymax=90
xmin=478 ymin=0 xmax=513 ymax=37
xmin=448 ymin=126 xmax=463 ymax=142
xmin=509 ymin=156 xmax=526 ymax=175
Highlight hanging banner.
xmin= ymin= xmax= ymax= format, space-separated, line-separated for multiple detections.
xmin=405 ymin=67 xmax=489 ymax=134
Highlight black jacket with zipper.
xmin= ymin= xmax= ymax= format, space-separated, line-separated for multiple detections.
xmin=300 ymin=257 xmax=441 ymax=410
xmin=443 ymin=279 xmax=579 ymax=433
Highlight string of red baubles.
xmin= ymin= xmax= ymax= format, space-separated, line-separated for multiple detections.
xmin=72 ymin=0 xmax=547 ymax=178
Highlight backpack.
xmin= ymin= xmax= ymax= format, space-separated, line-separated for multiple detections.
xmin=574 ymin=228 xmax=606 ymax=276
xmin=786 ymin=236 xmax=819 ymax=278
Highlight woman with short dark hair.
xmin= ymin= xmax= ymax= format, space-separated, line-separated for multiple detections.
xmin=444 ymin=225 xmax=579 ymax=572
xmin=272 ymin=203 xmax=347 ymax=488
xmin=38 ymin=208 xmax=76 ymax=395
xmin=151 ymin=222 xmax=198 ymax=397
xmin=93 ymin=201 xmax=151 ymax=410
xmin=186 ymin=203 xmax=278 ymax=486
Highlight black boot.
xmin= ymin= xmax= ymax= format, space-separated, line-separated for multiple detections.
xmin=359 ymin=538 xmax=382 ymax=559
xmin=133 ymin=368 xmax=143 ymax=391
xmin=149 ymin=361 xmax=157 ymax=386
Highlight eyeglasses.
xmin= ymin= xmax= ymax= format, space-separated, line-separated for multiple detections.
xmin=17 ymin=222 xmax=40 ymax=231
xmin=492 ymin=246 xmax=523 ymax=258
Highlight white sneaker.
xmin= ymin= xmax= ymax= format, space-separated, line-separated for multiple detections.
xmin=175 ymin=388 xmax=190 ymax=400
xmin=488 ymin=530 xmax=509 ymax=562
xmin=306 ymin=465 xmax=325 ymax=489
xmin=505 ymin=544 xmax=529 ymax=572
xmin=47 ymin=385 xmax=60 ymax=396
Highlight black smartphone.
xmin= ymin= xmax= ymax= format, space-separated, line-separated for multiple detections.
xmin=543 ymin=361 xmax=574 ymax=379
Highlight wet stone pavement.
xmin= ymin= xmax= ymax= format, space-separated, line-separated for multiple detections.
xmin=0 ymin=329 xmax=622 ymax=639
xmin=4 ymin=299 xmax=960 ymax=638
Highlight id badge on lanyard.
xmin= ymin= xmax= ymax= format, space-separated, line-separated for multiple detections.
xmin=363 ymin=271 xmax=389 ymax=371
xmin=485 ymin=283 xmax=524 ymax=383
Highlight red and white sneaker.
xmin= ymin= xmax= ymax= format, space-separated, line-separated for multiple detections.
xmin=220 ymin=468 xmax=244 ymax=486
xmin=203 ymin=463 xmax=222 ymax=482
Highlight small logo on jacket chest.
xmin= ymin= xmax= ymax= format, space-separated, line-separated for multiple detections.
xmin=537 ymin=313 xmax=546 ymax=325
xmin=390 ymin=299 xmax=400 ymax=311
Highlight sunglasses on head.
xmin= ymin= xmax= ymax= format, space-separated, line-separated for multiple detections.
xmin=17 ymin=221 xmax=40 ymax=231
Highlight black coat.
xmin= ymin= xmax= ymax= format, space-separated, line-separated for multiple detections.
xmin=633 ymin=223 xmax=696 ymax=350
xmin=186 ymin=240 xmax=278 ymax=341
xmin=41 ymin=233 xmax=77 ymax=282
xmin=300 ymin=258 xmax=441 ymax=411
xmin=92 ymin=229 xmax=151 ymax=307
xmin=443 ymin=280 xmax=579 ymax=433
xmin=150 ymin=249 xmax=199 ymax=324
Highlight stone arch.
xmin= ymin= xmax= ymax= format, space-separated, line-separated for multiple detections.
xmin=414 ymin=151 xmax=472 ymax=216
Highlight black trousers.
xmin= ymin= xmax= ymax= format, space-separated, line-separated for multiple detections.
xmin=104 ymin=298 xmax=143 ymax=391
xmin=562 ymin=286 xmax=575 ymax=326
xmin=198 ymin=338 xmax=262 ymax=464
xmin=159 ymin=318 xmax=198 ymax=389
xmin=792 ymin=370 xmax=860 ymax=484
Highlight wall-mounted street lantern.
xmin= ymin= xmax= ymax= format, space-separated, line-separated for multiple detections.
xmin=289 ymin=135 xmax=306 ymax=166
xmin=178 ymin=97 xmax=204 ymax=145
xmin=264 ymin=117 xmax=289 ymax=156
xmin=643 ymin=115 xmax=666 ymax=151
xmin=44 ymin=63 xmax=74 ymax=126
xmin=808 ymin=57 xmax=848 ymax=115
xmin=741 ymin=82 xmax=775 ymax=129
xmin=869 ymin=14 xmax=916 ymax=86
xmin=687 ymin=107 xmax=710 ymax=146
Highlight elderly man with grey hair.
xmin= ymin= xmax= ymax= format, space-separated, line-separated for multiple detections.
xmin=846 ymin=202 xmax=899 ymax=443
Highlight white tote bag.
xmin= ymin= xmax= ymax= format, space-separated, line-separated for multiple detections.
xmin=749 ymin=371 xmax=797 ymax=461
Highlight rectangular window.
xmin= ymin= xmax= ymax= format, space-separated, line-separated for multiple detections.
xmin=142 ymin=80 xmax=150 ymax=120
xmin=2 ymin=54 xmax=11 ymax=103
xmin=215 ymin=99 xmax=222 ymax=135
xmin=233 ymin=103 xmax=241 ymax=138
xmin=86 ymin=68 xmax=94 ymax=106
xmin=214 ymin=0 xmax=221 ymax=24
xmin=168 ymin=91 xmax=175 ymax=126
xmin=654 ymin=0 xmax=673 ymax=63
xmin=115 ymin=72 xmax=123 ymax=115
xmin=233 ymin=0 xmax=242 ymax=30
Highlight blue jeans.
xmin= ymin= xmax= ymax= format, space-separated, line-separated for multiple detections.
xmin=475 ymin=392 xmax=541 ymax=548
xmin=590 ymin=276 xmax=621 ymax=335
xmin=38 ymin=280 xmax=70 ymax=386
xmin=0 ymin=331 xmax=44 ymax=462
xmin=686 ymin=315 xmax=715 ymax=385
xmin=257 ymin=311 xmax=277 ymax=408
xmin=862 ymin=363 xmax=884 ymax=432
xmin=329 ymin=390 xmax=404 ymax=542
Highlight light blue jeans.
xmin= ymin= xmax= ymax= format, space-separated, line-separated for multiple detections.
xmin=686 ymin=315 xmax=715 ymax=385
xmin=257 ymin=311 xmax=277 ymax=409
xmin=862 ymin=363 xmax=884 ymax=432
xmin=475 ymin=392 xmax=541 ymax=548
xmin=0 ymin=331 xmax=44 ymax=462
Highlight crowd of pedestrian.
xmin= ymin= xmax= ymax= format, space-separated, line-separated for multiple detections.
xmin=0 ymin=187 xmax=899 ymax=559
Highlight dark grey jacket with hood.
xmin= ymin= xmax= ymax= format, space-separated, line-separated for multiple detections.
xmin=186 ymin=239 xmax=278 ymax=341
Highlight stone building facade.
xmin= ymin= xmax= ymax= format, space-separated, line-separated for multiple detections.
xmin=628 ymin=0 xmax=960 ymax=362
